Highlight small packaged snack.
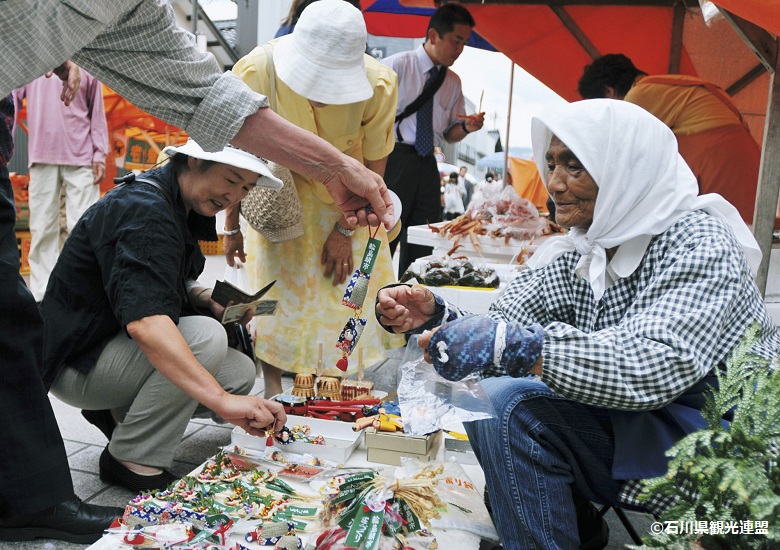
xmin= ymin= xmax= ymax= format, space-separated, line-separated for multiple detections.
xmin=277 ymin=463 xmax=326 ymax=481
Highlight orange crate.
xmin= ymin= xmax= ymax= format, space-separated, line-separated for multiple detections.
xmin=199 ymin=234 xmax=224 ymax=256
xmin=16 ymin=230 xmax=31 ymax=275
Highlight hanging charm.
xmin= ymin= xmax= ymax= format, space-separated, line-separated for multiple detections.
xmin=343 ymin=270 xmax=371 ymax=309
xmin=342 ymin=236 xmax=381 ymax=309
xmin=336 ymin=355 xmax=349 ymax=372
xmin=336 ymin=228 xmax=381 ymax=372
xmin=336 ymin=316 xmax=367 ymax=355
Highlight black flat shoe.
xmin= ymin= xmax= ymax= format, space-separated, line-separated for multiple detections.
xmin=0 ymin=496 xmax=124 ymax=543
xmin=99 ymin=447 xmax=178 ymax=494
xmin=81 ymin=408 xmax=117 ymax=440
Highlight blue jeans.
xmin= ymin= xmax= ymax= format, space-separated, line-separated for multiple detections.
xmin=465 ymin=376 xmax=622 ymax=549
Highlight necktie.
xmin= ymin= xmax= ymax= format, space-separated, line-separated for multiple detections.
xmin=415 ymin=66 xmax=439 ymax=157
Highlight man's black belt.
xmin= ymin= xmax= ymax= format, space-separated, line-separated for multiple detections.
xmin=394 ymin=142 xmax=434 ymax=158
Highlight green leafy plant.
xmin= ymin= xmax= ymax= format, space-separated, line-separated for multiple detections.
xmin=634 ymin=323 xmax=780 ymax=549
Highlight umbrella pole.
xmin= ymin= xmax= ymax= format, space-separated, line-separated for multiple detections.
xmin=503 ymin=60 xmax=515 ymax=185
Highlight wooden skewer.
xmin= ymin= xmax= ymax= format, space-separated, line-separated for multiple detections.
xmin=316 ymin=342 xmax=323 ymax=378
xmin=478 ymin=90 xmax=484 ymax=114
xmin=357 ymin=348 xmax=364 ymax=382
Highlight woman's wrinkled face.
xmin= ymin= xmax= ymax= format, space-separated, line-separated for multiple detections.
xmin=545 ymin=136 xmax=598 ymax=229
xmin=180 ymin=158 xmax=257 ymax=216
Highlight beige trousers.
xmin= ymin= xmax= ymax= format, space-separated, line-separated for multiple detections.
xmin=50 ymin=316 xmax=255 ymax=468
xmin=28 ymin=163 xmax=99 ymax=301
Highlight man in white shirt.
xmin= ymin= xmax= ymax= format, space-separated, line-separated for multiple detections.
xmin=382 ymin=3 xmax=484 ymax=278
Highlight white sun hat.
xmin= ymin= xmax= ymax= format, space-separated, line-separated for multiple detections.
xmin=162 ymin=140 xmax=284 ymax=190
xmin=273 ymin=0 xmax=372 ymax=105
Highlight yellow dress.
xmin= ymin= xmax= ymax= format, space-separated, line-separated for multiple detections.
xmin=233 ymin=42 xmax=404 ymax=375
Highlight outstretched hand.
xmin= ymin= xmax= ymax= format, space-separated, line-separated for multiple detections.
xmin=375 ymin=284 xmax=437 ymax=334
xmin=320 ymin=156 xmax=394 ymax=230
xmin=216 ymin=394 xmax=286 ymax=436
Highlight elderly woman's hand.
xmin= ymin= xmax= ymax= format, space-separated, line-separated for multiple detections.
xmin=376 ymin=284 xmax=436 ymax=333
xmin=321 ymin=223 xmax=353 ymax=286
xmin=223 ymin=231 xmax=246 ymax=267
xmin=427 ymin=315 xmax=545 ymax=381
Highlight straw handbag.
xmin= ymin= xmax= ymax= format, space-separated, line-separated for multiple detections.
xmin=240 ymin=44 xmax=304 ymax=243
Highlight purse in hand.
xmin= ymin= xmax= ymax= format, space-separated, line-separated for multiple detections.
xmin=239 ymin=43 xmax=304 ymax=243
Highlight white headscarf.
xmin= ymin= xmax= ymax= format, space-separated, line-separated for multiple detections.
xmin=526 ymin=99 xmax=760 ymax=300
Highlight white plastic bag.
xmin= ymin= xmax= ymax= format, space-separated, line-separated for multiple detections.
xmin=399 ymin=458 xmax=500 ymax=542
xmin=223 ymin=260 xmax=249 ymax=291
xmin=397 ymin=336 xmax=495 ymax=435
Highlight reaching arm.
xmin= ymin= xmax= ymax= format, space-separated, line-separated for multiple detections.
xmin=231 ymin=108 xmax=393 ymax=229
xmin=127 ymin=315 xmax=284 ymax=435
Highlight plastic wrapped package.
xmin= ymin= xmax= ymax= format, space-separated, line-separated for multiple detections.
xmin=418 ymin=460 xmax=499 ymax=542
xmin=397 ymin=338 xmax=495 ymax=435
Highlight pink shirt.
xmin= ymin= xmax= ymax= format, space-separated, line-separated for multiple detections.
xmin=13 ymin=70 xmax=108 ymax=167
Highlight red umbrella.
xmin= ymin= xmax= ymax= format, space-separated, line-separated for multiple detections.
xmin=360 ymin=0 xmax=771 ymax=145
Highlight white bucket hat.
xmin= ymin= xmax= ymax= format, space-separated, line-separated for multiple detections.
xmin=273 ymin=0 xmax=372 ymax=105
xmin=162 ymin=140 xmax=284 ymax=190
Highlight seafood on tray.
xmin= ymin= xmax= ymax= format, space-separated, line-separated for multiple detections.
xmin=429 ymin=185 xmax=566 ymax=256
xmin=400 ymin=257 xmax=500 ymax=288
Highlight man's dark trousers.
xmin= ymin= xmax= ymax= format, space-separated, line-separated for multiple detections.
xmin=385 ymin=143 xmax=441 ymax=278
xmin=0 ymin=163 xmax=73 ymax=515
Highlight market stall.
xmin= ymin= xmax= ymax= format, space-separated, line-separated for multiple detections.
xmin=85 ymin=407 xmax=498 ymax=550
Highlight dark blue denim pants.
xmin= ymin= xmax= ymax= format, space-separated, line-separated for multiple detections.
xmin=465 ymin=376 xmax=622 ymax=549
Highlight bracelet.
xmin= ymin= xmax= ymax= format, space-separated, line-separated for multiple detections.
xmin=461 ymin=120 xmax=472 ymax=134
xmin=223 ymin=226 xmax=240 ymax=236
xmin=333 ymin=221 xmax=355 ymax=237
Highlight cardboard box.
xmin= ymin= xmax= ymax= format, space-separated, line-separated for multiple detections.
xmin=365 ymin=429 xmax=442 ymax=466
xmin=444 ymin=437 xmax=479 ymax=465
xmin=422 ymin=285 xmax=502 ymax=315
xmin=231 ymin=415 xmax=363 ymax=463
xmin=199 ymin=234 xmax=224 ymax=256
xmin=16 ymin=230 xmax=30 ymax=275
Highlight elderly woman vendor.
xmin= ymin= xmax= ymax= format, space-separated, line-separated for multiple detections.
xmin=376 ymin=100 xmax=780 ymax=549
xmin=40 ymin=140 xmax=286 ymax=494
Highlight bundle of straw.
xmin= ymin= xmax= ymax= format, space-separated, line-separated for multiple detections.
xmin=366 ymin=464 xmax=445 ymax=528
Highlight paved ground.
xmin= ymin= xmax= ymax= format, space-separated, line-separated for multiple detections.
xmin=2 ymin=255 xmax=654 ymax=550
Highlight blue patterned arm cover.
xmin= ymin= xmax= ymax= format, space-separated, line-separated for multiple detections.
xmin=428 ymin=315 xmax=544 ymax=381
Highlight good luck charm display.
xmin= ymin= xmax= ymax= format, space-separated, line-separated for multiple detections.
xmin=336 ymin=228 xmax=381 ymax=372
